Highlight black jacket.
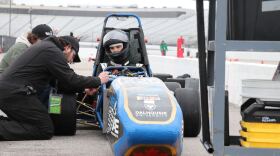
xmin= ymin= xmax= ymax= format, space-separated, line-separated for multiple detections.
xmin=0 ymin=36 xmax=101 ymax=94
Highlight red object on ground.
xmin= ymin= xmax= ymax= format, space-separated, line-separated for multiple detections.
xmin=177 ymin=36 xmax=184 ymax=58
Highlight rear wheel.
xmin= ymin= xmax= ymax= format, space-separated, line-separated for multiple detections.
xmin=153 ymin=73 xmax=173 ymax=82
xmin=166 ymin=78 xmax=186 ymax=88
xmin=164 ymin=82 xmax=181 ymax=93
xmin=175 ymin=88 xmax=201 ymax=137
xmin=50 ymin=94 xmax=77 ymax=136
xmin=177 ymin=73 xmax=191 ymax=79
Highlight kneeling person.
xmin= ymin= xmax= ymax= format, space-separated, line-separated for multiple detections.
xmin=0 ymin=36 xmax=109 ymax=141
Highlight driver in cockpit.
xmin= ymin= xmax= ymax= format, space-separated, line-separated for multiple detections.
xmin=103 ymin=29 xmax=130 ymax=66
xmin=101 ymin=29 xmax=140 ymax=75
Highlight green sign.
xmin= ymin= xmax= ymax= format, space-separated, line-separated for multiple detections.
xmin=49 ymin=94 xmax=62 ymax=114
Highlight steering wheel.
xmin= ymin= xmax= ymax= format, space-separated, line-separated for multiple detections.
xmin=106 ymin=67 xmax=146 ymax=82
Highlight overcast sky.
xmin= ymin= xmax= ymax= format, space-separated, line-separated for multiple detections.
xmin=13 ymin=0 xmax=203 ymax=9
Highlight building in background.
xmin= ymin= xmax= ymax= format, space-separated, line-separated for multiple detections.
xmin=0 ymin=4 xmax=205 ymax=47
xmin=0 ymin=0 xmax=12 ymax=5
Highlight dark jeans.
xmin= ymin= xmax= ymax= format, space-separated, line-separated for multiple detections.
xmin=0 ymin=94 xmax=54 ymax=141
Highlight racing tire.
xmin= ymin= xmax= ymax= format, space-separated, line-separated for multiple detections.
xmin=50 ymin=94 xmax=77 ymax=136
xmin=153 ymin=73 xmax=173 ymax=82
xmin=175 ymin=88 xmax=201 ymax=137
xmin=177 ymin=73 xmax=191 ymax=79
xmin=166 ymin=78 xmax=186 ymax=88
xmin=164 ymin=82 xmax=181 ymax=93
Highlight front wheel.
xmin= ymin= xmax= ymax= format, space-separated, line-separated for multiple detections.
xmin=175 ymin=88 xmax=201 ymax=137
xmin=50 ymin=94 xmax=77 ymax=136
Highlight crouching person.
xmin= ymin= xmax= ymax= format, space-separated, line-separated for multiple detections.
xmin=0 ymin=36 xmax=109 ymax=141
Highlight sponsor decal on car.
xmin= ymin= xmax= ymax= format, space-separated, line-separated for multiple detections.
xmin=116 ymin=77 xmax=176 ymax=124
xmin=106 ymin=99 xmax=123 ymax=145
xmin=107 ymin=103 xmax=120 ymax=138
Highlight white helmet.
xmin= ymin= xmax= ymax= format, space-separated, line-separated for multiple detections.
xmin=103 ymin=29 xmax=128 ymax=46
xmin=103 ymin=29 xmax=130 ymax=64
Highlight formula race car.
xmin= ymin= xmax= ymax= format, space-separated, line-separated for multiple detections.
xmin=53 ymin=14 xmax=201 ymax=156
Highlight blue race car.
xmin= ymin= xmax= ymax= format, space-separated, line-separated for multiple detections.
xmin=59 ymin=13 xmax=201 ymax=156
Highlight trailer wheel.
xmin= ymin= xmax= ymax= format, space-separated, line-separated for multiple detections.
xmin=175 ymin=88 xmax=201 ymax=137
xmin=164 ymin=82 xmax=181 ymax=93
xmin=50 ymin=94 xmax=77 ymax=136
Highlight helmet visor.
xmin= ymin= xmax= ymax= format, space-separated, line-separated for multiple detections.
xmin=109 ymin=43 xmax=124 ymax=53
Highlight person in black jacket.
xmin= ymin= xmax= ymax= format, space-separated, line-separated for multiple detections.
xmin=0 ymin=36 xmax=109 ymax=141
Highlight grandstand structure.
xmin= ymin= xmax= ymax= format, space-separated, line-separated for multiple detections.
xmin=0 ymin=4 xmax=207 ymax=46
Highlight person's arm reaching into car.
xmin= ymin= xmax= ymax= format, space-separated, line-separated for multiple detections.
xmin=84 ymin=72 xmax=109 ymax=96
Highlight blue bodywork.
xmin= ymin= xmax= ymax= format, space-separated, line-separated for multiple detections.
xmin=102 ymin=77 xmax=183 ymax=156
